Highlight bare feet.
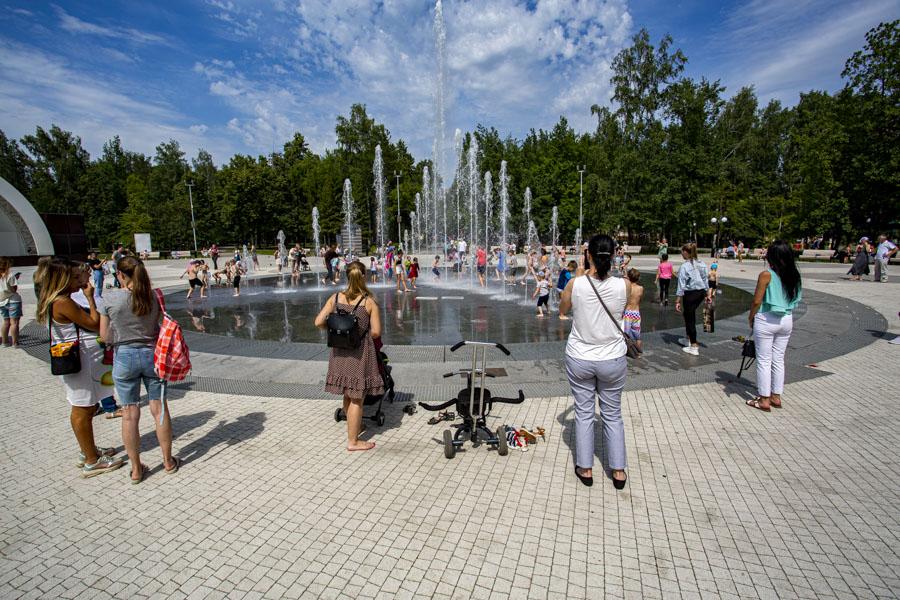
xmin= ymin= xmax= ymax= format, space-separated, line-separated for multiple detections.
xmin=559 ymin=315 xmax=570 ymax=320
xmin=347 ymin=441 xmax=376 ymax=452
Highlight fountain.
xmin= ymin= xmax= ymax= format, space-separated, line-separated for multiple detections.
xmin=242 ymin=243 xmax=254 ymax=274
xmin=422 ymin=166 xmax=431 ymax=253
xmin=483 ymin=171 xmax=493 ymax=252
xmin=373 ymin=145 xmax=386 ymax=253
xmin=413 ymin=194 xmax=422 ymax=254
xmin=276 ymin=230 xmax=287 ymax=273
xmin=342 ymin=179 xmax=356 ymax=256
xmin=454 ymin=129 xmax=463 ymax=241
xmin=433 ymin=0 xmax=447 ymax=255
xmin=499 ymin=161 xmax=510 ymax=251
xmin=311 ymin=207 xmax=320 ymax=257
xmin=467 ymin=137 xmax=480 ymax=252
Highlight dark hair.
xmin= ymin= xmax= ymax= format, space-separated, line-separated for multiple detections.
xmin=626 ymin=268 xmax=641 ymax=283
xmin=766 ymin=240 xmax=801 ymax=302
xmin=587 ymin=234 xmax=615 ymax=279
xmin=661 ymin=253 xmax=668 ymax=261
xmin=117 ymin=256 xmax=154 ymax=316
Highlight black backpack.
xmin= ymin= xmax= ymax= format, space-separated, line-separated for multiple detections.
xmin=326 ymin=293 xmax=368 ymax=349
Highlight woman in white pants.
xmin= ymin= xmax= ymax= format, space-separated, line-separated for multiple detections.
xmin=746 ymin=241 xmax=802 ymax=412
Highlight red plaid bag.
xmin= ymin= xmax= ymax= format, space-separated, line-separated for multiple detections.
xmin=154 ymin=289 xmax=191 ymax=382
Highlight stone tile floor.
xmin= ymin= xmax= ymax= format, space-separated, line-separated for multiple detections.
xmin=1 ymin=262 xmax=898 ymax=599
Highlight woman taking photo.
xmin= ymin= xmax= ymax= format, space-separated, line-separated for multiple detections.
xmin=559 ymin=234 xmax=630 ymax=489
xmin=315 ymin=261 xmax=383 ymax=452
xmin=37 ymin=258 xmax=124 ymax=477
xmin=100 ymin=256 xmax=180 ymax=483
xmin=675 ymin=243 xmax=712 ymax=356
xmin=746 ymin=241 xmax=802 ymax=412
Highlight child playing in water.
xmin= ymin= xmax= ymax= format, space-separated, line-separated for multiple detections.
xmin=395 ymin=258 xmax=409 ymax=293
xmin=369 ymin=256 xmax=379 ymax=283
xmin=230 ymin=260 xmax=242 ymax=297
xmin=656 ymin=253 xmax=673 ymax=305
xmin=556 ymin=260 xmax=576 ymax=320
xmin=533 ymin=272 xmax=551 ymax=318
xmin=624 ymin=268 xmax=643 ymax=352
xmin=408 ymin=257 xmax=420 ymax=290
xmin=198 ymin=261 xmax=210 ymax=298
xmin=432 ymin=255 xmax=441 ymax=280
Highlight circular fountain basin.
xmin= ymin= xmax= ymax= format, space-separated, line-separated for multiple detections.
xmin=166 ymin=271 xmax=752 ymax=346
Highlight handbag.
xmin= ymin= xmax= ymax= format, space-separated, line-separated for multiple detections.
xmin=48 ymin=304 xmax=82 ymax=375
xmin=737 ymin=335 xmax=756 ymax=379
xmin=326 ymin=293 xmax=369 ymax=349
xmin=585 ymin=276 xmax=642 ymax=359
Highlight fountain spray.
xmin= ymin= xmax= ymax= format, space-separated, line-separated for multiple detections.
xmin=373 ymin=145 xmax=386 ymax=252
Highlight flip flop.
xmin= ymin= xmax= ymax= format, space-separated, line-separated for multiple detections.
xmin=131 ymin=463 xmax=149 ymax=485
xmin=348 ymin=442 xmax=376 ymax=452
xmin=165 ymin=457 xmax=182 ymax=474
xmin=745 ymin=398 xmax=771 ymax=412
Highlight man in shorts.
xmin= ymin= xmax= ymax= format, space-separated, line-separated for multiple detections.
xmin=179 ymin=260 xmax=203 ymax=299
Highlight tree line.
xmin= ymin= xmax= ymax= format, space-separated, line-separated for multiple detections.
xmin=0 ymin=21 xmax=896 ymax=253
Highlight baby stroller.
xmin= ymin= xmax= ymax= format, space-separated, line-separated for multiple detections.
xmin=419 ymin=341 xmax=525 ymax=459
xmin=334 ymin=340 xmax=409 ymax=426
xmin=299 ymin=253 xmax=311 ymax=272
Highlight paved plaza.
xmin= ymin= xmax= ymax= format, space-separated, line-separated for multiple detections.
xmin=1 ymin=258 xmax=899 ymax=599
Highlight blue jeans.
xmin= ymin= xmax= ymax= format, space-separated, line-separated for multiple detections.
xmin=113 ymin=345 xmax=162 ymax=405
xmin=92 ymin=270 xmax=104 ymax=296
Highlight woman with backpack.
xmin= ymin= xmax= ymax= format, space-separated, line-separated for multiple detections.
xmin=314 ymin=261 xmax=383 ymax=452
xmin=100 ymin=256 xmax=180 ymax=483
xmin=37 ymin=257 xmax=125 ymax=478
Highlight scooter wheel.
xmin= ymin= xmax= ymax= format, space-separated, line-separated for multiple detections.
xmin=443 ymin=429 xmax=456 ymax=459
xmin=376 ymin=412 xmax=386 ymax=427
xmin=334 ymin=408 xmax=344 ymax=422
xmin=496 ymin=426 xmax=509 ymax=456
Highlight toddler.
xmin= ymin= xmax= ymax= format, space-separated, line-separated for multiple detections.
xmin=533 ymin=272 xmax=550 ymax=317
xmin=624 ymin=268 xmax=643 ymax=352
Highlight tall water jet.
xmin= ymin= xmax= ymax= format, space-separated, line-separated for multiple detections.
xmin=342 ymin=178 xmax=356 ymax=255
xmin=403 ymin=229 xmax=410 ymax=256
xmin=499 ymin=161 xmax=510 ymax=252
xmin=422 ymin=166 xmax=431 ymax=253
xmin=549 ymin=206 xmax=559 ymax=252
xmin=523 ymin=187 xmax=532 ymax=224
xmin=467 ymin=137 xmax=480 ymax=251
xmin=242 ymin=243 xmax=254 ymax=274
xmin=373 ymin=145 xmax=386 ymax=252
xmin=414 ymin=193 xmax=422 ymax=254
xmin=454 ymin=129 xmax=463 ymax=240
xmin=311 ymin=207 xmax=320 ymax=256
xmin=483 ymin=171 xmax=493 ymax=251
xmin=276 ymin=230 xmax=287 ymax=273
xmin=433 ymin=0 xmax=447 ymax=253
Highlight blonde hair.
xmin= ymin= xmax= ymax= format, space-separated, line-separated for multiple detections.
xmin=36 ymin=258 xmax=79 ymax=324
xmin=0 ymin=257 xmax=11 ymax=275
xmin=681 ymin=242 xmax=698 ymax=262
xmin=344 ymin=261 xmax=371 ymax=303
xmin=117 ymin=256 xmax=154 ymax=316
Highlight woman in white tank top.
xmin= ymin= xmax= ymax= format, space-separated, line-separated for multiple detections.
xmin=559 ymin=234 xmax=631 ymax=489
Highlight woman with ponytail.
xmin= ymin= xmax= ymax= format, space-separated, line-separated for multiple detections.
xmin=37 ymin=258 xmax=125 ymax=477
xmin=675 ymin=243 xmax=712 ymax=355
xmin=100 ymin=256 xmax=180 ymax=483
xmin=315 ymin=260 xmax=383 ymax=452
xmin=559 ymin=234 xmax=631 ymax=489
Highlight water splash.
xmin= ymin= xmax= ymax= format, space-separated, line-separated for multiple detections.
xmin=433 ymin=0 xmax=447 ymax=253
xmin=467 ymin=137 xmax=480 ymax=250
xmin=373 ymin=145 xmax=386 ymax=252
xmin=499 ymin=161 xmax=510 ymax=251
xmin=276 ymin=230 xmax=287 ymax=273
xmin=422 ymin=166 xmax=431 ymax=253
xmin=454 ymin=129 xmax=463 ymax=240
xmin=311 ymin=208 xmax=320 ymax=256
xmin=483 ymin=171 xmax=493 ymax=250
xmin=342 ymin=178 xmax=356 ymax=254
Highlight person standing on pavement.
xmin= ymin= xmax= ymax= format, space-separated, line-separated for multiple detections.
xmin=87 ymin=252 xmax=106 ymax=296
xmin=745 ymin=240 xmax=802 ymax=412
xmin=0 ymin=257 xmax=22 ymax=347
xmin=559 ymin=234 xmax=630 ymax=489
xmin=675 ymin=243 xmax=712 ymax=356
xmin=100 ymin=256 xmax=180 ymax=483
xmin=111 ymin=245 xmax=126 ymax=288
xmin=209 ymin=243 xmax=220 ymax=270
xmin=874 ymin=234 xmax=897 ymax=283
xmin=323 ymin=245 xmax=338 ymax=284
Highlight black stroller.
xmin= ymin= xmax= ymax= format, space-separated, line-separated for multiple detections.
xmin=419 ymin=341 xmax=525 ymax=459
xmin=298 ymin=252 xmax=311 ymax=272
xmin=334 ymin=343 xmax=408 ymax=427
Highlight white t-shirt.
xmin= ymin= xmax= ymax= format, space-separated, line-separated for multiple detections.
xmin=0 ymin=273 xmax=21 ymax=306
xmin=566 ymin=275 xmax=627 ymax=361
xmin=876 ymin=240 xmax=897 ymax=260
xmin=458 ymin=240 xmax=467 ymax=253
xmin=537 ymin=280 xmax=550 ymax=297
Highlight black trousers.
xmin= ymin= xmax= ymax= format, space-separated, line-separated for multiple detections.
xmin=682 ymin=289 xmax=706 ymax=344
xmin=659 ymin=278 xmax=671 ymax=303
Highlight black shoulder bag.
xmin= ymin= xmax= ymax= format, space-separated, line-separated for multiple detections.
xmin=49 ymin=303 xmax=82 ymax=375
xmin=585 ymin=276 xmax=642 ymax=359
xmin=326 ymin=293 xmax=369 ymax=349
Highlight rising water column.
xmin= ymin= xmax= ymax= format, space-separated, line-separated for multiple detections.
xmin=483 ymin=171 xmax=493 ymax=251
xmin=433 ymin=0 xmax=447 ymax=254
xmin=342 ymin=179 xmax=355 ymax=254
xmin=499 ymin=161 xmax=510 ymax=252
xmin=467 ymin=137 xmax=480 ymax=251
xmin=373 ymin=145 xmax=386 ymax=252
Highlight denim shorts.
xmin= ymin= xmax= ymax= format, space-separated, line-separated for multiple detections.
xmin=0 ymin=302 xmax=22 ymax=319
xmin=112 ymin=345 xmax=162 ymax=405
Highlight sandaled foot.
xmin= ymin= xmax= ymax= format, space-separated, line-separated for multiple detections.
xmin=131 ymin=463 xmax=149 ymax=484
xmin=347 ymin=442 xmax=376 ymax=452
xmin=164 ymin=457 xmax=182 ymax=474
xmin=105 ymin=408 xmax=123 ymax=419
xmin=745 ymin=397 xmax=771 ymax=412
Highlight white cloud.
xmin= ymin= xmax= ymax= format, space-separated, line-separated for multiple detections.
xmin=53 ymin=5 xmax=169 ymax=45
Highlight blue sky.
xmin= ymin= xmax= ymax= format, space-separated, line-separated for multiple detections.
xmin=1 ymin=0 xmax=897 ymax=166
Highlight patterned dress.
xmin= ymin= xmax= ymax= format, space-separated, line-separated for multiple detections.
xmin=324 ymin=296 xmax=385 ymax=399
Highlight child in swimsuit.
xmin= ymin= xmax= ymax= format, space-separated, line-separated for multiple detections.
xmin=432 ymin=255 xmax=441 ymax=279
xmin=624 ymin=268 xmax=643 ymax=352
xmin=408 ymin=257 xmax=419 ymax=290
xmin=370 ymin=257 xmax=379 ymax=283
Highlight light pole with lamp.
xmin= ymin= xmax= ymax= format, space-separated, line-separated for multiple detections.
xmin=692 ymin=221 xmax=697 ymax=244
xmin=710 ymin=216 xmax=727 ymax=257
xmin=394 ymin=171 xmax=402 ymax=245
xmin=185 ymin=179 xmax=198 ymax=255
xmin=576 ymin=165 xmax=585 ymax=250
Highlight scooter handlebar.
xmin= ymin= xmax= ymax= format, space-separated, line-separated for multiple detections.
xmin=449 ymin=340 xmax=511 ymax=355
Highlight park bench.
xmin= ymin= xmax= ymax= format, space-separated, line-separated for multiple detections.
xmin=144 ymin=251 xmax=160 ymax=260
xmin=752 ymin=248 xmax=765 ymax=259
xmin=623 ymin=245 xmax=642 ymax=254
xmin=800 ymin=249 xmax=835 ymax=261
xmin=169 ymin=250 xmax=192 ymax=260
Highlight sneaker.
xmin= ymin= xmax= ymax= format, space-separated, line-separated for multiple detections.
xmin=76 ymin=446 xmax=118 ymax=468
xmin=682 ymin=346 xmax=699 ymax=356
xmin=678 ymin=337 xmax=690 ymax=347
xmin=81 ymin=454 xmax=125 ymax=478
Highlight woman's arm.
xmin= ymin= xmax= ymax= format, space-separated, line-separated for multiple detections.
xmin=559 ymin=278 xmax=574 ymax=316
xmin=367 ymin=297 xmax=382 ymax=339
xmin=55 ymin=296 xmax=101 ymax=332
xmin=99 ymin=314 xmax=111 ymax=342
xmin=748 ymin=270 xmax=771 ymax=327
xmin=313 ymin=294 xmax=336 ymax=329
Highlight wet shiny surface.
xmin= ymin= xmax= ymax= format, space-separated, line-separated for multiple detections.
xmin=166 ymin=271 xmax=752 ymax=346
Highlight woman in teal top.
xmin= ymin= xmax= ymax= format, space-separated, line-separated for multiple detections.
xmin=747 ymin=241 xmax=802 ymax=412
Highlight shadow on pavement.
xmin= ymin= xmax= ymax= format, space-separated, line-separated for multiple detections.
xmin=713 ymin=369 xmax=756 ymax=403
xmin=177 ymin=411 xmax=267 ymax=466
xmin=138 ymin=410 xmax=217 ymax=454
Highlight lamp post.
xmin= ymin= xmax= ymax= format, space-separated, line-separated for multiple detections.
xmin=577 ymin=165 xmax=585 ymax=250
xmin=185 ymin=179 xmax=198 ymax=255
xmin=710 ymin=216 xmax=728 ymax=257
xmin=394 ymin=171 xmax=402 ymax=245
xmin=692 ymin=221 xmax=697 ymax=244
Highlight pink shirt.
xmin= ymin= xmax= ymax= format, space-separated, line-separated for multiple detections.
xmin=476 ymin=248 xmax=487 ymax=266
xmin=657 ymin=262 xmax=673 ymax=279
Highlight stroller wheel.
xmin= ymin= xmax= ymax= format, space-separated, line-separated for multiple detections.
xmin=334 ymin=408 xmax=344 ymax=422
xmin=496 ymin=426 xmax=509 ymax=456
xmin=443 ymin=429 xmax=456 ymax=459
xmin=376 ymin=412 xmax=386 ymax=427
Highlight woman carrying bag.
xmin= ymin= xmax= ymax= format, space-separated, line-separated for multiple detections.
xmin=746 ymin=241 xmax=802 ymax=412
xmin=315 ymin=261 xmax=384 ymax=452
xmin=559 ymin=234 xmax=631 ymax=489
xmin=37 ymin=257 xmax=125 ymax=477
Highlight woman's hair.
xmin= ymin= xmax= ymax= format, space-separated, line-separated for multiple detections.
xmin=626 ymin=268 xmax=641 ymax=283
xmin=117 ymin=256 xmax=154 ymax=316
xmin=681 ymin=243 xmax=698 ymax=263
xmin=0 ymin=256 xmax=11 ymax=274
xmin=661 ymin=253 xmax=669 ymax=261
xmin=587 ymin=234 xmax=615 ymax=279
xmin=413 ymin=257 xmax=418 ymax=263
xmin=766 ymin=240 xmax=801 ymax=302
xmin=36 ymin=257 xmax=80 ymax=324
xmin=344 ymin=261 xmax=371 ymax=302
xmin=567 ymin=260 xmax=577 ymax=270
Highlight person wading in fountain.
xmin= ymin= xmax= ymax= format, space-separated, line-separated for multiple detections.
xmin=315 ymin=261 xmax=383 ymax=452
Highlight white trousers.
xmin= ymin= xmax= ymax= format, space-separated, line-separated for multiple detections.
xmin=753 ymin=312 xmax=793 ymax=397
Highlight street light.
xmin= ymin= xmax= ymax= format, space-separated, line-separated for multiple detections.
xmin=394 ymin=170 xmax=402 ymax=245
xmin=692 ymin=221 xmax=697 ymax=244
xmin=185 ymin=179 xmax=198 ymax=254
xmin=577 ymin=165 xmax=586 ymax=250
xmin=710 ymin=216 xmax=728 ymax=257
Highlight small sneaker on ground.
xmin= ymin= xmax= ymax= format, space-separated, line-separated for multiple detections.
xmin=76 ymin=446 xmax=118 ymax=468
xmin=682 ymin=346 xmax=699 ymax=356
xmin=81 ymin=455 xmax=125 ymax=478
